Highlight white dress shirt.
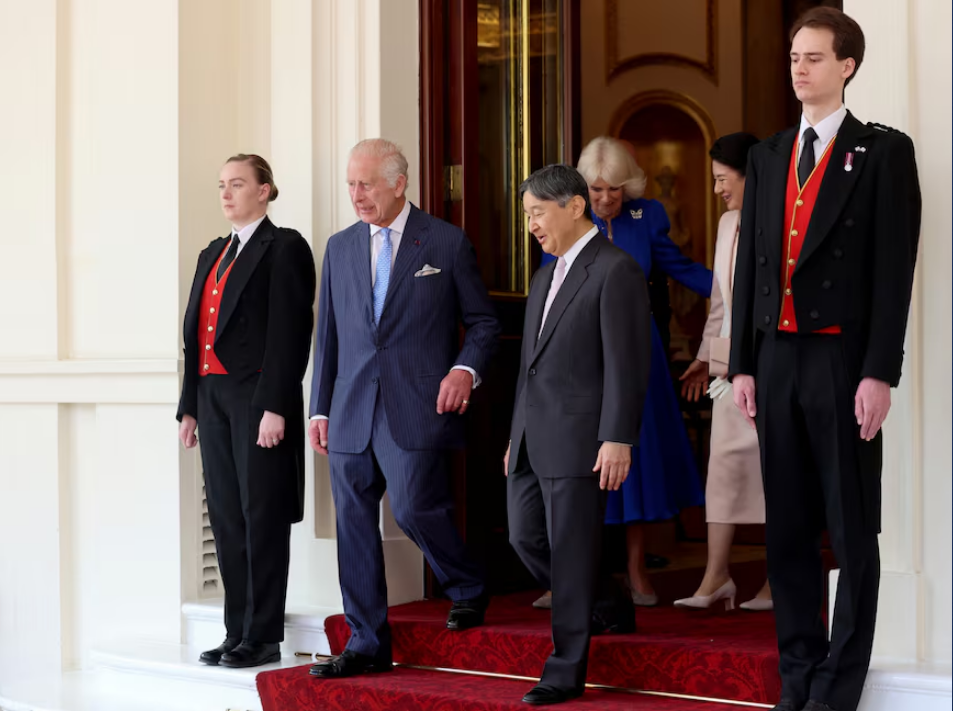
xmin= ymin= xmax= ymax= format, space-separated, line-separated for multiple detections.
xmin=369 ymin=198 xmax=411 ymax=286
xmin=797 ymin=104 xmax=847 ymax=166
xmin=230 ymin=214 xmax=267 ymax=257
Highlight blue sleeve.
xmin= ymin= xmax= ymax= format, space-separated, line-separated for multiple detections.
xmin=648 ymin=202 xmax=712 ymax=297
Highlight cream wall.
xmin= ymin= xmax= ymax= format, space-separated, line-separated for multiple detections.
xmin=0 ymin=0 xmax=420 ymax=687
xmin=842 ymin=0 xmax=952 ymax=666
xmin=580 ymin=0 xmax=744 ymax=143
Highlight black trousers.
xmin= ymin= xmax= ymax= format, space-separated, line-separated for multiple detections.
xmin=507 ymin=441 xmax=607 ymax=692
xmin=197 ymin=374 xmax=294 ymax=643
xmin=756 ymin=333 xmax=881 ymax=711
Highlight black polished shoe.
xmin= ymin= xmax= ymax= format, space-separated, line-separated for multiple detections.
xmin=309 ymin=649 xmax=394 ymax=678
xmin=522 ymin=684 xmax=583 ymax=705
xmin=770 ymin=701 xmax=802 ymax=711
xmin=801 ymin=702 xmax=837 ymax=711
xmin=446 ymin=592 xmax=489 ymax=631
xmin=198 ymin=637 xmax=241 ymax=666
xmin=591 ymin=581 xmax=636 ymax=635
xmin=219 ymin=640 xmax=281 ymax=668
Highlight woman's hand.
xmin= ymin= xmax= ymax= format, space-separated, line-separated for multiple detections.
xmin=679 ymin=359 xmax=710 ymax=402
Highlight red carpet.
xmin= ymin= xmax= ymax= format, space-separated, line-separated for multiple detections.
xmin=258 ymin=665 xmax=764 ymax=710
xmin=257 ymin=592 xmax=782 ymax=709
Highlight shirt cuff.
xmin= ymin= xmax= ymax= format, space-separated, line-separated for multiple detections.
xmin=310 ymin=415 xmax=329 ymax=421
xmin=606 ymin=441 xmax=633 ymax=447
xmin=451 ymin=365 xmax=481 ymax=388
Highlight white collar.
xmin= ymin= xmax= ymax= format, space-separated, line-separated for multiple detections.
xmin=799 ymin=104 xmax=847 ymax=150
xmin=560 ymin=225 xmax=600 ymax=271
xmin=370 ymin=199 xmax=412 ymax=238
xmin=231 ymin=214 xmax=267 ymax=245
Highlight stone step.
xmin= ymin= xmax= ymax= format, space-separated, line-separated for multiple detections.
xmin=182 ymin=598 xmax=339 ymax=658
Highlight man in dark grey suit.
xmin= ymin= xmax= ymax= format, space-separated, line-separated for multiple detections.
xmin=505 ymin=164 xmax=652 ymax=705
xmin=308 ymin=138 xmax=500 ymax=680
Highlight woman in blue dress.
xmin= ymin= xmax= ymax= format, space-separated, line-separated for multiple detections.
xmin=541 ymin=137 xmax=712 ymax=606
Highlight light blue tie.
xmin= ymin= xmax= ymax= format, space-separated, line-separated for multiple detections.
xmin=372 ymin=227 xmax=393 ymax=324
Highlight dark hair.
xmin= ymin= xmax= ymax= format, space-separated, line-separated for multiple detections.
xmin=709 ymin=133 xmax=760 ymax=176
xmin=226 ymin=153 xmax=279 ymax=202
xmin=519 ymin=164 xmax=591 ymax=220
xmin=790 ymin=7 xmax=865 ymax=86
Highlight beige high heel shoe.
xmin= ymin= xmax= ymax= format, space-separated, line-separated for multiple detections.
xmin=739 ymin=596 xmax=773 ymax=611
xmin=673 ymin=580 xmax=737 ymax=611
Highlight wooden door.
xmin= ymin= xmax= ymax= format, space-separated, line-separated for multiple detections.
xmin=419 ymin=0 xmax=579 ymax=594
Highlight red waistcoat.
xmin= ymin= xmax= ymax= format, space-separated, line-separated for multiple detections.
xmin=778 ymin=135 xmax=841 ymax=334
xmin=198 ymin=243 xmax=237 ymax=376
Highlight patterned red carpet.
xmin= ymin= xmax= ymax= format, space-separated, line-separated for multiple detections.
xmin=257 ymin=591 xmax=781 ymax=710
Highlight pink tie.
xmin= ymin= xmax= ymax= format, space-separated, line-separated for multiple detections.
xmin=539 ymin=257 xmax=567 ymax=337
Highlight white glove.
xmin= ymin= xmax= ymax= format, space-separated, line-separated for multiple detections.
xmin=708 ymin=376 xmax=732 ymax=401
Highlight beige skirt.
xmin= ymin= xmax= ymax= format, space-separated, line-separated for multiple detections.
xmin=705 ymin=393 xmax=765 ymax=524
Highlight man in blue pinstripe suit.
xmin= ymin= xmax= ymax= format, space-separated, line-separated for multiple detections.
xmin=308 ymin=139 xmax=501 ymax=679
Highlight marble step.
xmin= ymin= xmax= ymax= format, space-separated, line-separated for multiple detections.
xmin=183 ymin=598 xmax=339 ymax=658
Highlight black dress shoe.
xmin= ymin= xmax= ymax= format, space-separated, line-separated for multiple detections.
xmin=219 ymin=640 xmax=281 ymax=668
xmin=770 ymin=701 xmax=802 ymax=711
xmin=522 ymin=684 xmax=583 ymax=705
xmin=198 ymin=637 xmax=241 ymax=666
xmin=446 ymin=592 xmax=489 ymax=631
xmin=310 ymin=649 xmax=394 ymax=678
xmin=591 ymin=580 xmax=636 ymax=635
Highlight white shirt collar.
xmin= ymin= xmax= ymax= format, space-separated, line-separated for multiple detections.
xmin=370 ymin=199 xmax=412 ymax=239
xmin=799 ymin=104 xmax=847 ymax=153
xmin=231 ymin=213 xmax=267 ymax=246
xmin=560 ymin=225 xmax=600 ymax=271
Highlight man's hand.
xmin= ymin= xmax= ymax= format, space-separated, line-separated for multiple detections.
xmin=309 ymin=419 xmax=329 ymax=455
xmin=436 ymin=369 xmax=474 ymax=414
xmin=257 ymin=411 xmax=286 ymax=448
xmin=679 ymin=359 xmax=709 ymax=402
xmin=503 ymin=441 xmax=511 ymax=477
xmin=179 ymin=414 xmax=198 ymax=449
xmin=732 ymin=374 xmax=757 ymax=429
xmin=593 ymin=442 xmax=631 ymax=491
xmin=855 ymin=377 xmax=891 ymax=441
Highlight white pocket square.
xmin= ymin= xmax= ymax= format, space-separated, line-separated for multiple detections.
xmin=414 ymin=264 xmax=442 ymax=277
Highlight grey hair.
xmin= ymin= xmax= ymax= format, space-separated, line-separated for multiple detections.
xmin=519 ymin=164 xmax=592 ymax=220
xmin=349 ymin=138 xmax=409 ymax=188
xmin=577 ymin=136 xmax=647 ymax=200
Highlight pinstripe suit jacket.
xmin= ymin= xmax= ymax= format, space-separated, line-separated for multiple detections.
xmin=310 ymin=205 xmax=500 ymax=453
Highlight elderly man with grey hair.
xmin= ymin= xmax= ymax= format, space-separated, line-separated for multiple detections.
xmin=308 ymin=138 xmax=500 ymax=679
xmin=504 ymin=163 xmax=651 ymax=705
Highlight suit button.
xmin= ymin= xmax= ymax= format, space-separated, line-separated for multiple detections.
xmin=529 ymin=368 xmax=537 ymax=376
xmin=782 ymin=319 xmax=790 ymax=327
xmin=833 ymin=248 xmax=844 ymax=259
xmin=790 ymin=229 xmax=798 ymax=237
xmin=377 ymin=346 xmax=384 ymax=351
xmin=207 ymin=326 xmax=213 ymax=332
xmin=788 ymin=258 xmax=796 ymax=266
xmin=822 ymin=280 xmax=832 ymax=289
xmin=845 ymin=218 xmax=855 ymax=227
xmin=785 ymin=288 xmax=792 ymax=296
xmin=372 ymin=377 xmax=379 ymax=385
xmin=757 ymin=227 xmax=763 ymax=236
xmin=796 ymin=199 xmax=804 ymax=207
xmin=763 ymin=316 xmax=771 ymax=325
xmin=209 ymin=307 xmax=215 ymax=314
xmin=205 ymin=344 xmax=211 ymax=351
xmin=810 ymin=310 xmax=820 ymax=320
xmin=758 ymin=256 xmax=767 ymax=266
xmin=761 ymin=286 xmax=770 ymax=296
xmin=203 ymin=364 xmax=209 ymax=371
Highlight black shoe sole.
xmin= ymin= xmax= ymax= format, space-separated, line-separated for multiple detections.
xmin=309 ymin=663 xmax=394 ymax=678
xmin=219 ymin=652 xmax=281 ymax=668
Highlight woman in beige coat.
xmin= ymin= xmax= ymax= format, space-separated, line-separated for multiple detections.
xmin=676 ymin=133 xmax=772 ymax=611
